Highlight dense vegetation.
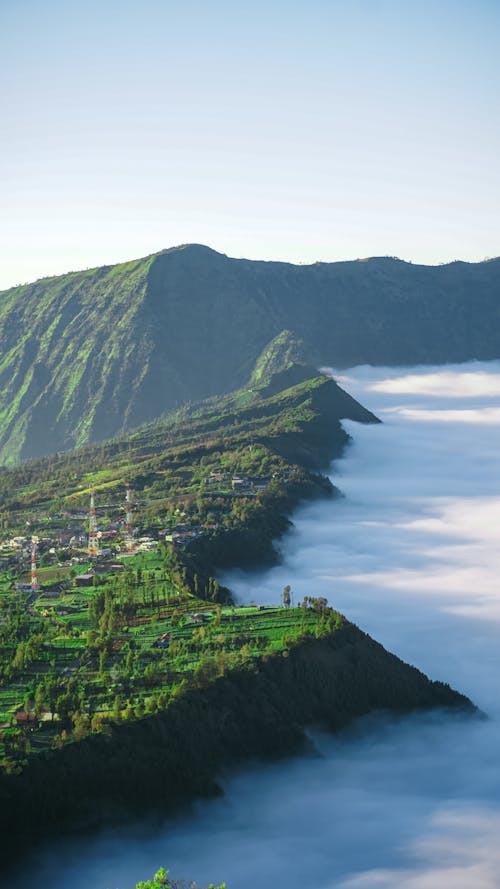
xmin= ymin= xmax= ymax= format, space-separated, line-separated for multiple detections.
xmin=0 ymin=356 xmax=375 ymax=516
xmin=0 ymin=366 xmax=376 ymax=773
xmin=0 ymin=617 xmax=472 ymax=860
xmin=1 ymin=243 xmax=499 ymax=460
xmin=136 ymin=868 xmax=225 ymax=889
xmin=0 ymin=365 xmax=474 ymax=868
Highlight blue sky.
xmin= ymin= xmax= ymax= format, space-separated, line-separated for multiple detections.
xmin=1 ymin=0 xmax=499 ymax=289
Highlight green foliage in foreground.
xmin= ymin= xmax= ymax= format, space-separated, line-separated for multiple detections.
xmin=136 ymin=866 xmax=225 ymax=889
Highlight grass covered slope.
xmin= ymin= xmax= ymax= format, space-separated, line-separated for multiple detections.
xmin=1 ymin=244 xmax=500 ymax=461
xmin=0 ymin=359 xmax=378 ymax=524
xmin=0 ymin=256 xmax=158 ymax=462
xmin=0 ymin=610 xmax=473 ymax=852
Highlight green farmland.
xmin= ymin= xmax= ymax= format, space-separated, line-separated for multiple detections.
xmin=0 ymin=547 xmax=342 ymax=773
xmin=0 ymin=363 xmax=361 ymax=776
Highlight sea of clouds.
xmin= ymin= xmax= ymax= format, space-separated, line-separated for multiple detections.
xmin=15 ymin=361 xmax=500 ymax=889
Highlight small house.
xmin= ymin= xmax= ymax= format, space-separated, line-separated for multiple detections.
xmin=75 ymin=573 xmax=95 ymax=588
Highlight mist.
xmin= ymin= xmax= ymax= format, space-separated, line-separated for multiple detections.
xmin=13 ymin=361 xmax=500 ymax=889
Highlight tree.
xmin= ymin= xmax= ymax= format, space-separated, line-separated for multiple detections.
xmin=113 ymin=694 xmax=123 ymax=720
xmin=55 ymin=691 xmax=75 ymax=728
xmin=136 ymin=869 xmax=171 ymax=889
xmin=45 ymin=676 xmax=58 ymax=720
xmin=34 ymin=683 xmax=45 ymax=718
xmin=136 ymin=866 xmax=226 ymax=889
xmin=282 ymin=585 xmax=291 ymax=608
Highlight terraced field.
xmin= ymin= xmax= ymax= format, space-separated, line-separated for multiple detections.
xmin=0 ymin=546 xmax=342 ymax=771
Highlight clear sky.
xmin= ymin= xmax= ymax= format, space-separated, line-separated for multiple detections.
xmin=1 ymin=0 xmax=499 ymax=290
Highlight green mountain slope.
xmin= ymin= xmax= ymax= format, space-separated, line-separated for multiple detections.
xmin=1 ymin=244 xmax=499 ymax=462
xmin=0 ymin=363 xmax=378 ymax=521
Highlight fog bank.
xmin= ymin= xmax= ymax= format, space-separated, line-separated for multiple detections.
xmin=14 ymin=361 xmax=500 ymax=889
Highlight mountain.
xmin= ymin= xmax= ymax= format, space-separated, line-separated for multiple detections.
xmin=1 ymin=244 xmax=500 ymax=462
xmin=0 ymin=362 xmax=378 ymax=522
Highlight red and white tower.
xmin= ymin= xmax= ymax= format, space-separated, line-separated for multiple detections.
xmin=30 ymin=537 xmax=38 ymax=592
xmin=88 ymin=489 xmax=99 ymax=558
xmin=124 ymin=479 xmax=134 ymax=552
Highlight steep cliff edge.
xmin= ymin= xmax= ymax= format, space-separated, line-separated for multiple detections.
xmin=0 ymin=621 xmax=474 ymax=860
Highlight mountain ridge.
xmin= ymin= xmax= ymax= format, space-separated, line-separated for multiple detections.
xmin=8 ymin=243 xmax=500 ymax=290
xmin=1 ymin=244 xmax=500 ymax=462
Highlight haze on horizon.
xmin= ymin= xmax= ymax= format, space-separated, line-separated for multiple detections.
xmin=1 ymin=0 xmax=499 ymax=291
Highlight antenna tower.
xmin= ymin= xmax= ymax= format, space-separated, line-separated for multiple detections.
xmin=88 ymin=488 xmax=99 ymax=557
xmin=125 ymin=479 xmax=134 ymax=552
xmin=31 ymin=537 xmax=38 ymax=592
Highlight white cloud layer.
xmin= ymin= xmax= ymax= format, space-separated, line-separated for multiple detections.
xmin=367 ymin=369 xmax=500 ymax=398
xmin=339 ymin=809 xmax=500 ymax=889
xmin=15 ymin=360 xmax=500 ymax=889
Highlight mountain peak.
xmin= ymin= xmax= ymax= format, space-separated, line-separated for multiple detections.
xmin=156 ymin=243 xmax=226 ymax=260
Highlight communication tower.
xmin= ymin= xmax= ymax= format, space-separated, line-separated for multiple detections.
xmin=31 ymin=537 xmax=39 ymax=592
xmin=124 ymin=479 xmax=134 ymax=552
xmin=88 ymin=489 xmax=99 ymax=557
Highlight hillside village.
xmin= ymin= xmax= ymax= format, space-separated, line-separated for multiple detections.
xmin=0 ymin=468 xmax=277 ymax=586
xmin=0 ymin=368 xmax=356 ymax=776
xmin=0 ymin=455 xmax=326 ymax=773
